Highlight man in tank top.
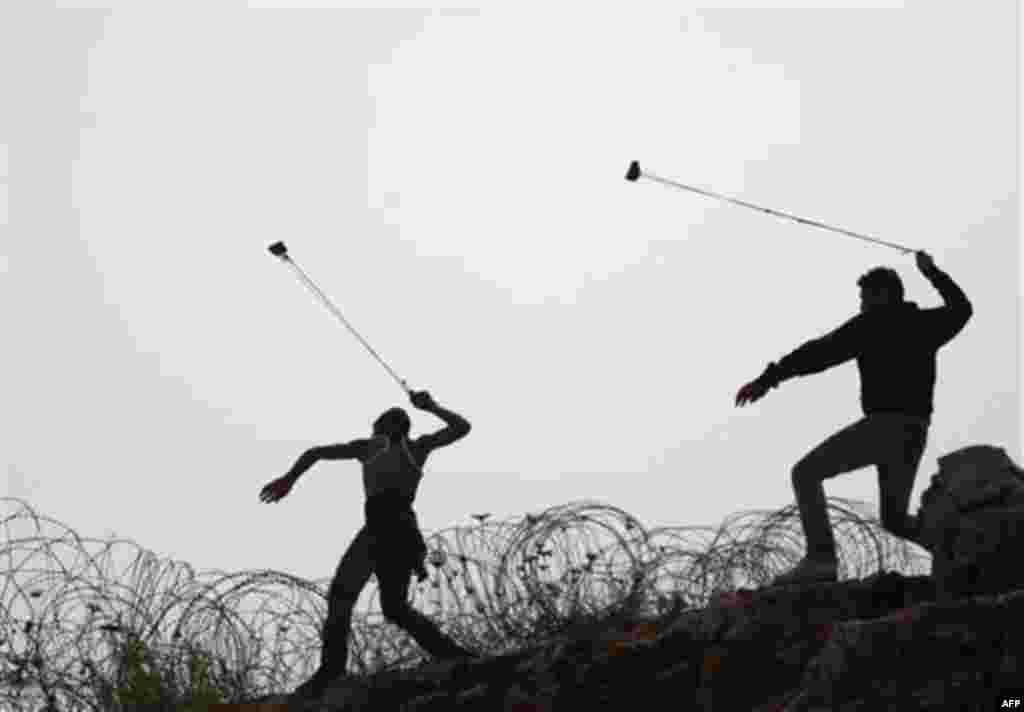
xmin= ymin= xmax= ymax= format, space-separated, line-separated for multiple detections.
xmin=259 ymin=389 xmax=475 ymax=700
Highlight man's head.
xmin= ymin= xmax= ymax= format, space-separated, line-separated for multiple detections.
xmin=373 ymin=407 xmax=411 ymax=441
xmin=857 ymin=267 xmax=904 ymax=313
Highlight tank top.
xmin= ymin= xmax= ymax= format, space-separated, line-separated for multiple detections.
xmin=361 ymin=435 xmax=423 ymax=499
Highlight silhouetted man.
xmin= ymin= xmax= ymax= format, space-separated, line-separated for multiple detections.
xmin=735 ymin=251 xmax=972 ymax=585
xmin=259 ymin=390 xmax=475 ymax=700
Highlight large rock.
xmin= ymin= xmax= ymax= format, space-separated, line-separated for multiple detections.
xmin=916 ymin=444 xmax=1024 ymax=600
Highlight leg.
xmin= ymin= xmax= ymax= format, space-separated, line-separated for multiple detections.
xmin=295 ymin=528 xmax=374 ymax=698
xmin=791 ymin=417 xmax=895 ymax=562
xmin=877 ymin=418 xmax=929 ymax=544
xmin=376 ymin=559 xmax=470 ymax=660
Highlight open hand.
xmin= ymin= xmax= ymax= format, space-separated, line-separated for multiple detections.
xmin=735 ymin=378 xmax=770 ymax=407
xmin=410 ymin=390 xmax=438 ymax=411
xmin=259 ymin=475 xmax=296 ymax=504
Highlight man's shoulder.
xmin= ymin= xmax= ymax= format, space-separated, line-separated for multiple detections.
xmin=347 ymin=438 xmax=381 ymax=460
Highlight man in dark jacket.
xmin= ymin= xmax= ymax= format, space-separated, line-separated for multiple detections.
xmin=735 ymin=251 xmax=972 ymax=585
xmin=259 ymin=390 xmax=475 ymax=700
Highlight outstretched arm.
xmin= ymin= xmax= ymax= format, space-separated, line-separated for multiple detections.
xmin=771 ymin=315 xmax=863 ymax=384
xmin=287 ymin=442 xmax=366 ymax=480
xmin=259 ymin=441 xmax=368 ymax=503
xmin=736 ymin=312 xmax=863 ymax=407
xmin=410 ymin=391 xmax=471 ymax=453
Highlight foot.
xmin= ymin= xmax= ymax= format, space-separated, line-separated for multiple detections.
xmin=291 ymin=667 xmax=348 ymax=702
xmin=769 ymin=557 xmax=838 ymax=587
xmin=433 ymin=646 xmax=479 ymax=666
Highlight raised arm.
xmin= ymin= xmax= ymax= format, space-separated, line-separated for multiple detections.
xmin=410 ymin=391 xmax=471 ymax=454
xmin=916 ymin=251 xmax=972 ymax=347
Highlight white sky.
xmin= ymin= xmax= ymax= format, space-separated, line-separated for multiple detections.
xmin=1 ymin=3 xmax=1019 ymax=587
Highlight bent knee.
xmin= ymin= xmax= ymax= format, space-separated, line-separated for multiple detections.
xmin=791 ymin=459 xmax=820 ymax=486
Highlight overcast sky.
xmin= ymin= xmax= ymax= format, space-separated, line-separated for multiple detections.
xmin=1 ymin=3 xmax=1018 ymax=588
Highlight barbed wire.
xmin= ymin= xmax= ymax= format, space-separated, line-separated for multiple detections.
xmin=0 ymin=494 xmax=928 ymax=709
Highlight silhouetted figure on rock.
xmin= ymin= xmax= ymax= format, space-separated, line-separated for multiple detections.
xmin=259 ymin=390 xmax=475 ymax=700
xmin=735 ymin=251 xmax=972 ymax=586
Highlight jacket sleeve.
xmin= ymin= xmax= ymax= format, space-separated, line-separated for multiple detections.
xmin=919 ymin=266 xmax=972 ymax=348
xmin=773 ymin=314 xmax=864 ymax=383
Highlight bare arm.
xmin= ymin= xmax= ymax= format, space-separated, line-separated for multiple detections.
xmin=260 ymin=440 xmax=370 ymax=504
xmin=410 ymin=391 xmax=471 ymax=454
xmin=285 ymin=441 xmax=368 ymax=482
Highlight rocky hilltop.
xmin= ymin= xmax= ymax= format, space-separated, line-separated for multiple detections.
xmin=256 ymin=571 xmax=1022 ymax=711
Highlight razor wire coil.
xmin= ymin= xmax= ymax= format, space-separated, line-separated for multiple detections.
xmin=0 ymin=494 xmax=928 ymax=709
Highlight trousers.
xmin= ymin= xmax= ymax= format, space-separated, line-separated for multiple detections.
xmin=791 ymin=412 xmax=930 ymax=560
xmin=308 ymin=493 xmax=466 ymax=686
